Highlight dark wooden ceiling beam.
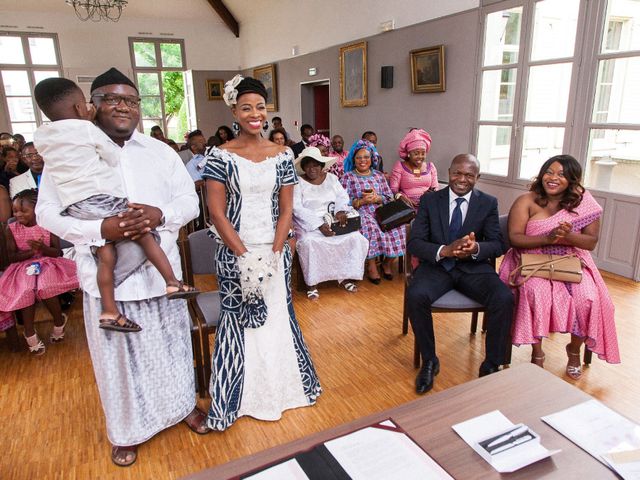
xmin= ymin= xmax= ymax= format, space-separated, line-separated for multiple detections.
xmin=206 ymin=0 xmax=239 ymax=38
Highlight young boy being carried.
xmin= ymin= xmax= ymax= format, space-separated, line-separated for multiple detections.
xmin=33 ymin=77 xmax=198 ymax=333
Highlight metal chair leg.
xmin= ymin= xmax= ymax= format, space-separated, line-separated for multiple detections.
xmin=583 ymin=347 xmax=592 ymax=366
xmin=402 ymin=291 xmax=409 ymax=335
xmin=470 ymin=312 xmax=478 ymax=334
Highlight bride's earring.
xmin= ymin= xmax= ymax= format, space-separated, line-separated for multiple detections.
xmin=232 ymin=121 xmax=240 ymax=134
xmin=262 ymin=120 xmax=269 ymax=132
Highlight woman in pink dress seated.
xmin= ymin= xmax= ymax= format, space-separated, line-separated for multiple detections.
xmin=499 ymin=155 xmax=619 ymax=379
xmin=389 ymin=129 xmax=438 ymax=208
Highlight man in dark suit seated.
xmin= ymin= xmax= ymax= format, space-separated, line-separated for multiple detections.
xmin=406 ymin=153 xmax=513 ymax=394
xmin=291 ymin=124 xmax=314 ymax=158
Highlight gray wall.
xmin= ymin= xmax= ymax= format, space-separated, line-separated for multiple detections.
xmin=256 ymin=9 xmax=479 ymax=175
xmin=191 ymin=70 xmax=238 ymax=139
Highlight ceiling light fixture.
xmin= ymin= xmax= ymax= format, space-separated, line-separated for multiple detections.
xmin=65 ymin=0 xmax=128 ymax=22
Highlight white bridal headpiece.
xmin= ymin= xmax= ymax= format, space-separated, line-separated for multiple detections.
xmin=223 ymin=74 xmax=244 ymax=107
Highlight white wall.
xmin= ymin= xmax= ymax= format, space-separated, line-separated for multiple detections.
xmin=228 ymin=0 xmax=479 ymax=68
xmin=0 ymin=10 xmax=242 ymax=79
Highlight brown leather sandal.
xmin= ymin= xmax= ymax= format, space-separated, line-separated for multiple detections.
xmin=183 ymin=408 xmax=211 ymax=435
xmin=99 ymin=313 xmax=142 ymax=333
xmin=111 ymin=445 xmax=138 ymax=467
xmin=166 ymin=281 xmax=200 ymax=300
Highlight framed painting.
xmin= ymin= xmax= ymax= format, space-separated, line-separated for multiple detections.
xmin=340 ymin=41 xmax=367 ymax=107
xmin=253 ymin=64 xmax=278 ymax=111
xmin=410 ymin=45 xmax=446 ymax=93
xmin=206 ymin=79 xmax=223 ymax=100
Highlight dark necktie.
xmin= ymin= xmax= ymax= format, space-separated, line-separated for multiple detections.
xmin=443 ymin=197 xmax=465 ymax=271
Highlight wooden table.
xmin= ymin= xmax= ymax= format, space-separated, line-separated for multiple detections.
xmin=185 ymin=364 xmax=618 ymax=479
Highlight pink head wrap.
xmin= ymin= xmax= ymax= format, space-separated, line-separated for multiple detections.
xmin=398 ymin=129 xmax=432 ymax=159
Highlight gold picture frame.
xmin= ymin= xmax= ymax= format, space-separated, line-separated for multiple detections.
xmin=410 ymin=45 xmax=446 ymax=93
xmin=339 ymin=41 xmax=367 ymax=107
xmin=253 ymin=63 xmax=278 ymax=111
xmin=206 ymin=79 xmax=224 ymax=100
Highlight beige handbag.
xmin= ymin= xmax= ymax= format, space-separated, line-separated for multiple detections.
xmin=508 ymin=254 xmax=583 ymax=287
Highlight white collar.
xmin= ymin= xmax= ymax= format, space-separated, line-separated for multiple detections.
xmin=448 ymin=188 xmax=472 ymax=205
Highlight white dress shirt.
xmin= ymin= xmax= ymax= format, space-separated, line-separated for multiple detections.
xmin=436 ymin=188 xmax=475 ymax=261
xmin=9 ymin=170 xmax=37 ymax=198
xmin=36 ymin=129 xmax=199 ymax=301
xmin=34 ymin=119 xmax=125 ymax=209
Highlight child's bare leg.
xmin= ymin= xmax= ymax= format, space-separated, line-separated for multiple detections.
xmin=96 ymin=244 xmax=119 ymax=317
xmin=136 ymin=233 xmax=198 ymax=298
xmin=96 ymin=244 xmax=141 ymax=332
xmin=42 ymin=296 xmax=64 ymax=327
xmin=21 ymin=304 xmax=37 ymax=338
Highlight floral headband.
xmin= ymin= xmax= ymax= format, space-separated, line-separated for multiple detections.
xmin=223 ymin=75 xmax=244 ymax=107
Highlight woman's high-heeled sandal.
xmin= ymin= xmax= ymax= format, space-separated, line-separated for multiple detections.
xmin=50 ymin=313 xmax=68 ymax=343
xmin=25 ymin=333 xmax=46 ymax=355
xmin=531 ymin=353 xmax=545 ymax=368
xmin=565 ymin=345 xmax=582 ymax=380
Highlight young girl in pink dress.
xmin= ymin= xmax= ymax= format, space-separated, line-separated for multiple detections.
xmin=0 ymin=189 xmax=79 ymax=354
xmin=499 ymin=155 xmax=619 ymax=379
xmin=389 ymin=129 xmax=438 ymax=207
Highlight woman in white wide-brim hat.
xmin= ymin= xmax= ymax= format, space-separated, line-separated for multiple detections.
xmin=293 ymin=146 xmax=369 ymax=299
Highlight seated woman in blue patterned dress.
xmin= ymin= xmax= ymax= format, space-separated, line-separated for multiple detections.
xmin=341 ymin=139 xmax=406 ymax=283
xmin=202 ymin=75 xmax=322 ymax=431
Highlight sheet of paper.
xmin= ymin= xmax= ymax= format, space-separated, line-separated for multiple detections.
xmin=324 ymin=425 xmax=453 ymax=480
xmin=244 ymin=458 xmax=309 ymax=480
xmin=542 ymin=399 xmax=640 ymax=479
xmin=603 ymin=449 xmax=640 ymax=480
xmin=452 ymin=410 xmax=559 ymax=473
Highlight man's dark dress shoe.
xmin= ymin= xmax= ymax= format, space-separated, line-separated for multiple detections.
xmin=479 ymin=362 xmax=501 ymax=377
xmin=367 ymin=276 xmax=381 ymax=285
xmin=416 ymin=357 xmax=440 ymax=394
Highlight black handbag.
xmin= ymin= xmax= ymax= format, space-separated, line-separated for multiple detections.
xmin=324 ymin=202 xmax=361 ymax=235
xmin=375 ymin=197 xmax=416 ymax=231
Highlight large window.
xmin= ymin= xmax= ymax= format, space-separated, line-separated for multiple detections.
xmin=475 ymin=0 xmax=582 ymax=182
xmin=0 ymin=32 xmax=63 ymax=140
xmin=129 ymin=38 xmax=187 ymax=142
xmin=584 ymin=0 xmax=640 ymax=196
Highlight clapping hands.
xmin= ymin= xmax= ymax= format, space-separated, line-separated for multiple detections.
xmin=548 ymin=221 xmax=572 ymax=244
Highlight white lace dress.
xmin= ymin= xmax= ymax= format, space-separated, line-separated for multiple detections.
xmin=203 ymin=147 xmax=322 ymax=430
xmin=293 ymin=173 xmax=368 ymax=286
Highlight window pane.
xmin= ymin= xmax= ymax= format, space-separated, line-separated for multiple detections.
xmin=0 ymin=36 xmax=25 ymax=64
xmin=142 ymin=119 xmax=163 ymax=136
xmin=601 ymin=0 xmax=640 ymax=53
xmin=585 ymin=129 xmax=640 ymax=195
xmin=133 ymin=42 xmax=157 ymax=67
xmin=530 ymin=0 xmax=580 ymax=61
xmin=1 ymin=70 xmax=31 ymax=96
xmin=592 ymin=58 xmax=640 ymax=124
xmin=525 ymin=63 xmax=573 ymax=122
xmin=11 ymin=123 xmax=37 ymax=141
xmin=141 ymin=96 xmax=162 ymax=118
xmin=7 ymin=97 xmax=36 ymax=122
xmin=480 ymin=68 xmax=517 ymax=121
xmin=162 ymin=71 xmax=186 ymax=142
xmin=483 ymin=7 xmax=522 ymax=66
xmin=519 ymin=126 xmax=565 ymax=179
xmin=33 ymin=70 xmax=60 ymax=85
xmin=477 ymin=125 xmax=511 ymax=177
xmin=137 ymin=72 xmax=160 ymax=95
xmin=160 ymin=43 xmax=183 ymax=68
xmin=28 ymin=37 xmax=57 ymax=65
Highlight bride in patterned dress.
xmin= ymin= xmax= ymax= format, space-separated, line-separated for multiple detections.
xmin=202 ymin=75 xmax=322 ymax=431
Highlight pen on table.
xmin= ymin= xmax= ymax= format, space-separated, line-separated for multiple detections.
xmin=487 ymin=425 xmax=529 ymax=448
xmin=491 ymin=434 xmax=534 ymax=454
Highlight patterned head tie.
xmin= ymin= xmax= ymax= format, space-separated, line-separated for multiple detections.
xmin=343 ymin=139 xmax=381 ymax=173
xmin=398 ymin=128 xmax=432 ymax=159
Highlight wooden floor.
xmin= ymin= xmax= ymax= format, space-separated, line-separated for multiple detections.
xmin=1 ymin=268 xmax=638 ymax=479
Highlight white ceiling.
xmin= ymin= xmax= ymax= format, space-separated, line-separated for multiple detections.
xmin=1 ymin=0 xmax=225 ymax=22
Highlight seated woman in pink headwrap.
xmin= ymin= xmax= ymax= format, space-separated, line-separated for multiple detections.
xmin=389 ymin=129 xmax=438 ymax=208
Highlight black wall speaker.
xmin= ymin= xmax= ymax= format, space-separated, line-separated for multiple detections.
xmin=381 ymin=66 xmax=394 ymax=89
